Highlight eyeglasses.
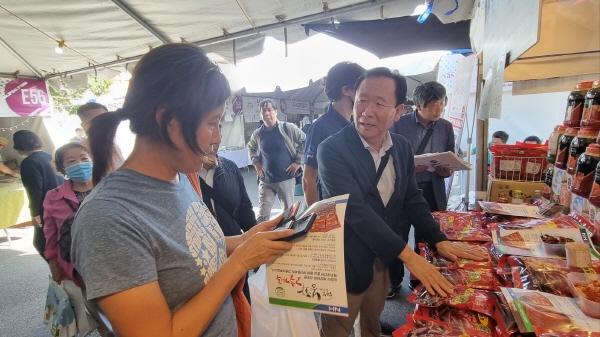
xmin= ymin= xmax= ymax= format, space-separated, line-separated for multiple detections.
xmin=355 ymin=99 xmax=396 ymax=112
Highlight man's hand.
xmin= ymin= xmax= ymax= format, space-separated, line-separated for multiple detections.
xmin=436 ymin=241 xmax=487 ymax=262
xmin=433 ymin=165 xmax=452 ymax=177
xmin=286 ymin=162 xmax=300 ymax=176
xmin=254 ymin=163 xmax=265 ymax=178
xmin=415 ymin=165 xmax=429 ymax=173
xmin=399 ymin=246 xmax=453 ymax=297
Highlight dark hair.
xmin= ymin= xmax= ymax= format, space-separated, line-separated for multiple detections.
xmin=55 ymin=142 xmax=89 ymax=174
xmin=259 ymin=99 xmax=276 ymax=110
xmin=88 ymin=43 xmax=230 ymax=184
xmin=325 ymin=62 xmax=365 ymax=101
xmin=524 ymin=135 xmax=542 ymax=144
xmin=77 ymin=102 xmax=108 ymax=119
xmin=354 ymin=67 xmax=407 ymax=106
xmin=13 ymin=130 xmax=43 ymax=151
xmin=413 ymin=81 xmax=447 ymax=109
xmin=492 ymin=130 xmax=509 ymax=143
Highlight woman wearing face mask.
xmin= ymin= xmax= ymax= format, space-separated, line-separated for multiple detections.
xmin=71 ymin=44 xmax=294 ymax=337
xmin=43 ymin=142 xmax=97 ymax=334
xmin=13 ymin=130 xmax=63 ymax=257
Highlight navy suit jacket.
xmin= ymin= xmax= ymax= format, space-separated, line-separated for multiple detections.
xmin=317 ymin=125 xmax=446 ymax=294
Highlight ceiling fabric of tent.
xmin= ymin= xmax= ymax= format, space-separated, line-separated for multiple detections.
xmin=0 ymin=0 xmax=474 ymax=79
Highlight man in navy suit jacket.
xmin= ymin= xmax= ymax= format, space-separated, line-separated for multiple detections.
xmin=317 ymin=68 xmax=485 ymax=337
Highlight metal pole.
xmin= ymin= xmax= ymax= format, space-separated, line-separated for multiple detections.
xmin=44 ymin=0 xmax=398 ymax=79
xmin=110 ymin=0 xmax=172 ymax=44
xmin=0 ymin=35 xmax=43 ymax=78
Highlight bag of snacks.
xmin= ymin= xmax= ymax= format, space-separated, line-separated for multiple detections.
xmin=414 ymin=306 xmax=495 ymax=336
xmin=408 ymin=285 xmax=497 ymax=318
xmin=419 ymin=242 xmax=494 ymax=269
xmin=432 ymin=211 xmax=492 ymax=242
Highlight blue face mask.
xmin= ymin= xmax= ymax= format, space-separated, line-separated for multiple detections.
xmin=65 ymin=161 xmax=93 ymax=183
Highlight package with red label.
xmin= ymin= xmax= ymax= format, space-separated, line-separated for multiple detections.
xmin=490 ymin=143 xmax=548 ymax=181
xmin=497 ymin=256 xmax=600 ymax=296
xmin=439 ymin=268 xmax=502 ymax=291
xmin=414 ymin=305 xmax=495 ymax=336
xmin=492 ymin=292 xmax=523 ymax=337
xmin=433 ymin=211 xmax=492 ymax=242
xmin=419 ymin=242 xmax=494 ymax=269
xmin=488 ymin=214 xmax=583 ymax=231
xmin=408 ymin=285 xmax=497 ymax=318
xmin=501 ymin=288 xmax=600 ymax=334
xmin=393 ymin=313 xmax=492 ymax=337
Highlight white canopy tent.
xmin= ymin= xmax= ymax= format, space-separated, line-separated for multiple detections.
xmin=0 ymin=0 xmax=473 ymax=79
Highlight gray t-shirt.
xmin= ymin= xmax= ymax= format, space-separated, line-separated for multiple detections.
xmin=71 ymin=169 xmax=236 ymax=337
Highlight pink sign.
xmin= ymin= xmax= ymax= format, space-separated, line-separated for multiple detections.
xmin=3 ymin=78 xmax=51 ymax=117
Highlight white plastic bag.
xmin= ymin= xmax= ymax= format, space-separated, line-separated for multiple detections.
xmin=250 ymin=265 xmax=320 ymax=337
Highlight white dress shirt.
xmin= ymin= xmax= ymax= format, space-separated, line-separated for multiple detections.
xmin=358 ymin=131 xmax=395 ymax=206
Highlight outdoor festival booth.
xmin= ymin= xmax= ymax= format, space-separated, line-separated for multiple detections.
xmin=388 ymin=1 xmax=600 ymax=336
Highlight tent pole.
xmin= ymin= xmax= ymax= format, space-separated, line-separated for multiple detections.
xmin=110 ymin=0 xmax=171 ymax=44
xmin=0 ymin=35 xmax=43 ymax=78
xmin=44 ymin=0 xmax=399 ymax=79
xmin=474 ymin=55 xmax=488 ymax=194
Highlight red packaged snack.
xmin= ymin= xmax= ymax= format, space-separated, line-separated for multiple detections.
xmin=433 ymin=211 xmax=492 ymax=242
xmin=393 ymin=314 xmax=492 ymax=337
xmin=419 ymin=242 xmax=494 ymax=269
xmin=440 ymin=268 xmax=502 ymax=291
xmin=497 ymin=256 xmax=600 ymax=296
xmin=408 ymin=285 xmax=497 ymax=318
xmin=488 ymin=214 xmax=583 ymax=231
xmin=414 ymin=306 xmax=495 ymax=336
xmin=492 ymin=292 xmax=522 ymax=337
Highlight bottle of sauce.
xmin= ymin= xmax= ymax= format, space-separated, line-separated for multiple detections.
xmin=564 ymin=81 xmax=594 ymax=127
xmin=555 ymin=127 xmax=578 ymax=170
xmin=588 ymin=162 xmax=600 ymax=207
xmin=571 ymin=143 xmax=600 ymax=197
xmin=581 ymin=80 xmax=600 ymax=128
xmin=547 ymin=125 xmax=566 ymax=164
xmin=543 ymin=164 xmax=554 ymax=199
xmin=567 ymin=127 xmax=598 ymax=175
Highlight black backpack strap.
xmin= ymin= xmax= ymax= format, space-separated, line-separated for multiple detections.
xmin=415 ymin=128 xmax=434 ymax=155
xmin=375 ymin=149 xmax=392 ymax=185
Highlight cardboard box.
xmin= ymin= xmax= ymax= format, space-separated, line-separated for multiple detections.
xmin=487 ymin=177 xmax=546 ymax=202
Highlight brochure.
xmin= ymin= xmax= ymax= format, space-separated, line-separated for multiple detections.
xmin=267 ymin=194 xmax=349 ymax=316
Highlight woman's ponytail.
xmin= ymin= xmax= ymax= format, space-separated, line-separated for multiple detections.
xmin=88 ymin=109 xmax=125 ymax=185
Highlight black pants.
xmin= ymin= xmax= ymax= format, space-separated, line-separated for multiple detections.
xmin=415 ymin=181 xmax=439 ymax=251
xmin=33 ymin=225 xmax=46 ymax=258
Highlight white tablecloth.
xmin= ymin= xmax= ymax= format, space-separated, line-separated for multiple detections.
xmin=218 ymin=148 xmax=251 ymax=168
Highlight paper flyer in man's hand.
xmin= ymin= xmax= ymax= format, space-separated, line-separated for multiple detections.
xmin=266 ymin=194 xmax=349 ymax=316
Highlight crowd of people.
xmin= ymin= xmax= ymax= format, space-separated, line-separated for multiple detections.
xmin=4 ymin=43 xmax=495 ymax=337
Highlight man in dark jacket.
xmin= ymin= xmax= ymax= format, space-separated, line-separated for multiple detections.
xmin=317 ymin=68 xmax=485 ymax=337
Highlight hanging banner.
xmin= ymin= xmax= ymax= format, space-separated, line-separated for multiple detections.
xmin=437 ymin=53 xmax=477 ymax=148
xmin=0 ymin=78 xmax=52 ymax=117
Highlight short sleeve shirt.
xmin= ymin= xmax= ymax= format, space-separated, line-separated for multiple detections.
xmin=304 ymin=104 xmax=351 ymax=168
xmin=71 ymin=169 xmax=236 ymax=337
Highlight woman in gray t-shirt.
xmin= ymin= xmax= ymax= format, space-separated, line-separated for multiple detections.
xmin=71 ymin=44 xmax=294 ymax=337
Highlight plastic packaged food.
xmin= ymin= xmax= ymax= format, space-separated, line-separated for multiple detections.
xmin=564 ymin=81 xmax=594 ymax=127
xmin=439 ymin=268 xmax=502 ymax=291
xmin=567 ymin=127 xmax=599 ymax=175
xmin=393 ymin=314 xmax=493 ymax=337
xmin=555 ymin=127 xmax=579 ymax=170
xmin=566 ymin=272 xmax=600 ymax=318
xmin=571 ymin=143 xmax=600 ymax=196
xmin=419 ymin=242 xmax=494 ymax=269
xmin=432 ymin=211 xmax=492 ymax=242
xmin=565 ymin=242 xmax=592 ymax=268
xmin=408 ymin=285 xmax=497 ymax=318
xmin=497 ymin=255 xmax=600 ymax=296
xmin=581 ymin=80 xmax=600 ymax=128
xmin=414 ymin=306 xmax=495 ymax=336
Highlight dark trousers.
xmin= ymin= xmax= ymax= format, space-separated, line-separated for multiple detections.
xmin=415 ymin=181 xmax=439 ymax=251
xmin=33 ymin=225 xmax=46 ymax=258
